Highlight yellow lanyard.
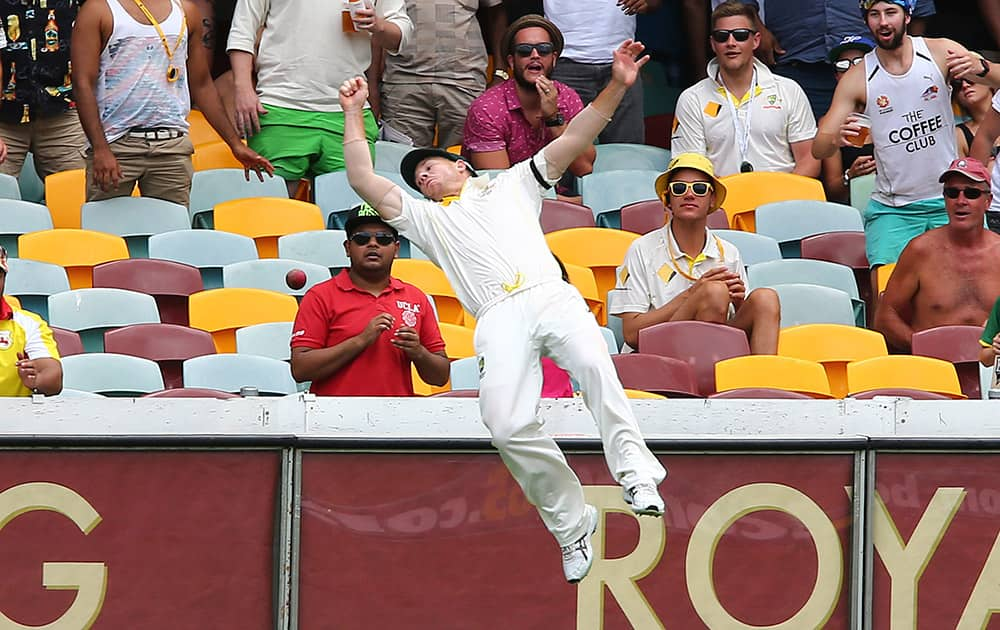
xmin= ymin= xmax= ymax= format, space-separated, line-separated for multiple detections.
xmin=132 ymin=0 xmax=186 ymax=82
xmin=664 ymin=223 xmax=725 ymax=282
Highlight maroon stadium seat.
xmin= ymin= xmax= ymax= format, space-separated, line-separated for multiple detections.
xmin=93 ymin=258 xmax=203 ymax=325
xmin=620 ymin=200 xmax=664 ymax=235
xmin=50 ymin=326 xmax=84 ymax=357
xmin=911 ymin=325 xmax=986 ymax=399
xmin=143 ymin=387 xmax=239 ymax=399
xmin=104 ymin=323 xmax=216 ymax=389
xmin=611 ymin=353 xmax=698 ymax=397
xmin=539 ymin=198 xmax=595 ymax=233
xmin=637 ymin=321 xmax=751 ymax=396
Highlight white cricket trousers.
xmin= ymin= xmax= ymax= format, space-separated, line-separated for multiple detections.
xmin=474 ymin=281 xmax=667 ymax=547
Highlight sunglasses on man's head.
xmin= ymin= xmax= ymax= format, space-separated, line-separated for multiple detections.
xmin=833 ymin=57 xmax=864 ymax=72
xmin=350 ymin=231 xmax=397 ymax=246
xmin=943 ymin=186 xmax=988 ymax=200
xmin=668 ymin=181 xmax=714 ymax=197
xmin=513 ymin=42 xmax=555 ymax=57
xmin=711 ymin=28 xmax=756 ymax=43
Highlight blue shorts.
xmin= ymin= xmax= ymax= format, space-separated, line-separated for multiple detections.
xmin=863 ymin=197 xmax=947 ymax=266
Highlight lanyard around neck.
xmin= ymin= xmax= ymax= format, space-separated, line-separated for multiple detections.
xmin=664 ymin=222 xmax=725 ymax=282
xmin=719 ymin=67 xmax=757 ymax=167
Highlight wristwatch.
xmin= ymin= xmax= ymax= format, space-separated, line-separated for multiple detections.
xmin=977 ymin=57 xmax=991 ymax=78
xmin=544 ymin=112 xmax=565 ymax=127
xmin=493 ymin=68 xmax=509 ymax=81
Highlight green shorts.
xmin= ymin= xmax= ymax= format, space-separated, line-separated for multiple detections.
xmin=249 ymin=104 xmax=378 ymax=180
xmin=863 ymin=197 xmax=947 ymax=266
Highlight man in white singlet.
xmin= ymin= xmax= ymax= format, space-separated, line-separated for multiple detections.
xmin=338 ymin=41 xmax=667 ymax=586
xmin=71 ymin=0 xmax=272 ymax=207
xmin=813 ymin=0 xmax=1000 ymax=286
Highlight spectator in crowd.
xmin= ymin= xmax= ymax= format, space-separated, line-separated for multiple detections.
xmin=875 ymin=158 xmax=1000 ymax=351
xmin=290 ymin=204 xmax=449 ymax=395
xmin=719 ymin=0 xmax=936 ymax=120
xmin=979 ymin=296 xmax=1000 ymax=368
xmin=372 ymin=0 xmax=506 ymax=149
xmin=0 ymin=0 xmax=87 ymax=180
xmin=609 ymin=152 xmax=780 ymax=353
xmin=813 ymin=0 xmax=1000 ymax=282
xmin=954 ymin=77 xmax=996 ymax=158
xmin=821 ymin=34 xmax=877 ymax=203
xmin=72 ymin=0 xmax=272 ymax=206
xmin=671 ymin=1 xmax=819 ymax=178
xmin=969 ymin=70 xmax=1000 ymax=231
xmin=462 ymin=15 xmax=595 ymax=184
xmin=0 ymin=246 xmax=62 ymax=397
xmin=541 ymin=0 xmax=659 ymax=144
xmin=228 ymin=0 xmax=412 ymax=197
xmin=338 ymin=40 xmax=666 ymax=584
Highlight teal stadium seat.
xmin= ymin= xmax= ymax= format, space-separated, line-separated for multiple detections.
xmin=771 ymin=284 xmax=856 ymax=328
xmin=61 ymin=353 xmax=165 ymax=396
xmin=754 ymin=200 xmax=863 ymax=257
xmin=712 ymin=230 xmax=782 ymax=267
xmin=148 ymin=229 xmax=259 ymax=289
xmin=182 ymin=354 xmax=297 ymax=395
xmin=4 ymin=258 xmax=70 ymax=320
xmin=580 ymin=169 xmax=661 ymax=228
xmin=221 ymin=258 xmax=331 ymax=297
xmin=47 ymin=287 xmax=161 ymax=352
xmin=0 ymin=200 xmax=53 ymax=256
xmin=593 ymin=143 xmax=670 ymax=173
xmin=277 ymin=230 xmax=350 ymax=272
xmin=235 ymin=322 xmax=294 ymax=362
xmin=81 ymin=197 xmax=190 ymax=257
xmin=189 ymin=168 xmax=289 ymax=228
xmin=747 ymin=259 xmax=865 ymax=326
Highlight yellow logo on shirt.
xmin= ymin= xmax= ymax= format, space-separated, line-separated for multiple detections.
xmin=656 ymin=264 xmax=675 ymax=285
xmin=704 ymin=102 xmax=722 ymax=117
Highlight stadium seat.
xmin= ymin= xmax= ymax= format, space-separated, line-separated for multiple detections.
xmin=314 ymin=171 xmax=364 ymax=228
xmin=188 ymin=168 xmax=289 ymax=227
xmin=81 ymin=197 xmax=190 ymax=257
xmin=50 ymin=327 xmax=84 ymax=357
xmin=718 ymin=171 xmax=826 ymax=232
xmin=148 ymin=229 xmax=258 ymax=289
xmin=539 ymin=198 xmax=596 ymax=233
xmin=187 ymin=108 xmax=224 ymax=146
xmin=611 ymin=353 xmax=698 ymax=397
xmin=623 ymin=389 xmax=666 ymax=399
xmin=846 ymin=355 xmax=965 ymax=399
xmin=545 ymin=227 xmax=639 ymax=324
xmin=563 ymin=262 xmax=604 ymax=323
xmin=104 ymin=323 xmax=217 ymax=389
xmin=277 ymin=230 xmax=350 ymax=272
xmin=637 ymin=320 xmax=750 ymax=396
xmin=214 ymin=197 xmax=325 ymax=258
xmin=438 ymin=322 xmax=475 ymax=359
xmin=850 ymin=173 xmax=875 ymax=215
xmin=848 ymin=388 xmax=953 ymax=400
xmin=48 ymin=288 xmax=161 ymax=352
xmin=777 ymin=324 xmax=888 ymax=398
xmin=2 ymin=258 xmax=70 ymax=320
xmin=911 ymin=325 xmax=986 ymax=399
xmin=0 ymin=172 xmax=22 ymax=201
xmin=715 ymin=355 xmax=833 ymax=398
xmin=143 ymin=387 xmax=240 ymax=399
xmin=182 ymin=354 xmax=297 ymax=395
xmin=44 ymin=169 xmax=86 ymax=228
xmin=235 ymin=321 xmax=294 ymax=362
xmin=713 ymin=230 xmax=782 ymax=267
xmin=18 ymin=153 xmax=45 ymax=203
xmin=593 ymin=143 xmax=670 ymax=173
xmin=708 ymin=388 xmax=814 ymax=399
xmin=222 ymin=258 xmax=331 ymax=297
xmin=0 ymin=200 xmax=53 ymax=256
xmin=390 ymin=259 xmax=464 ymax=325
xmin=579 ymin=169 xmax=660 ymax=226
xmin=191 ymin=140 xmax=243 ymax=171
xmin=19 ymin=229 xmax=129 ymax=289
xmin=449 ymin=356 xmax=480 ymax=390
xmin=771 ymin=284 xmax=857 ymax=328
xmin=374 ymin=140 xmax=412 ymax=172
xmin=599 ymin=326 xmax=619 ymax=354
xmin=92 ymin=258 xmax=203 ymax=326
xmin=61 ymin=353 xmax=165 ymax=397
xmin=619 ymin=199 xmax=665 ymax=235
xmin=747 ymin=259 xmax=864 ymax=326
xmin=754 ymin=200 xmax=863 ymax=257
xmin=876 ymin=263 xmax=895 ymax=295
xmin=706 ymin=210 xmax=730 ymax=229
xmin=188 ymin=288 xmax=299 ymax=353
xmin=801 ymin=231 xmax=872 ymax=325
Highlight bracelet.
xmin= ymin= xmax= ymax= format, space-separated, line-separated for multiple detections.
xmin=586 ymin=104 xmax=613 ymax=122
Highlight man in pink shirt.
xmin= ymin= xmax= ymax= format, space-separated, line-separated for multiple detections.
xmin=462 ymin=14 xmax=595 ymax=185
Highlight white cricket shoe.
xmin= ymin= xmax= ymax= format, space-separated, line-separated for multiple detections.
xmin=624 ymin=482 xmax=665 ymax=517
xmin=562 ymin=504 xmax=598 ymax=584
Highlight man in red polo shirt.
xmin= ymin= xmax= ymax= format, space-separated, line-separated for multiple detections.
xmin=290 ymin=204 xmax=449 ymax=395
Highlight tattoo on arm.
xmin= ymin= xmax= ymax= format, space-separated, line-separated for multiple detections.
xmin=201 ymin=17 xmax=215 ymax=49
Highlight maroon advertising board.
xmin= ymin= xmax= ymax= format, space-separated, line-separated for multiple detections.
xmin=298 ymin=452 xmax=855 ymax=628
xmin=0 ymin=450 xmax=280 ymax=629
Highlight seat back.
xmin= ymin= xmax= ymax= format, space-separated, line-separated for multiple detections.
xmin=189 ymin=168 xmax=290 ymax=225
xmin=438 ymin=322 xmax=475 ymax=359
xmin=192 ymin=140 xmax=243 ymax=171
xmin=713 ymin=230 xmax=782 ymax=267
xmin=182 ymin=354 xmax=297 ymax=395
xmin=222 ymin=258 xmax=331 ymax=296
xmin=92 ymin=258 xmax=204 ymax=325
xmin=214 ymin=198 xmax=325 ymax=258
xmin=850 ymin=173 xmax=875 ymax=214
xmin=373 ymin=140 xmax=412 ymax=171
xmin=718 ymin=171 xmax=826 ymax=232
xmin=187 ymin=109 xmax=224 ymax=146
xmin=235 ymin=321 xmax=294 ymax=361
xmin=748 ymin=258 xmax=864 ymax=325
xmin=637 ymin=320 xmax=750 ymax=395
xmin=911 ymin=325 xmax=986 ymax=399
xmin=19 ymin=229 xmax=130 ymax=289
xmin=188 ymin=288 xmax=299 ymax=353
xmin=44 ymin=168 xmax=86 ymax=228
xmin=619 ymin=199 xmax=666 ymax=235
xmin=545 ymin=228 xmax=639 ymax=324
xmin=846 ymin=355 xmax=965 ymax=399
xmin=48 ymin=288 xmax=161 ymax=352
xmin=18 ymin=154 xmax=45 ymax=203
xmin=562 ymin=262 xmax=603 ymax=322
xmin=800 ymin=231 xmax=869 ymax=270
xmin=611 ymin=353 xmax=698 ymax=397
xmin=593 ymin=143 xmax=670 ymax=172
xmin=314 ymin=171 xmax=364 ymax=227
xmin=61 ymin=353 xmax=165 ymax=396
xmin=449 ymin=356 xmax=480 ymax=390
xmin=148 ymin=229 xmax=259 ymax=289
xmin=715 ymin=355 xmax=833 ymax=398
xmin=754 ymin=200 xmax=863 ymax=257
xmin=778 ymin=324 xmax=888 ymax=397
xmin=539 ymin=198 xmax=595 ymax=233
xmin=0 ymin=200 xmax=53 ymax=256
xmin=772 ymin=284 xmax=857 ymax=328
xmin=81 ymin=197 xmax=190 ymax=257
xmin=104 ymin=323 xmax=217 ymax=389
xmin=390 ymin=259 xmax=464 ymax=325
xmin=50 ymin=327 xmax=84 ymax=357
xmin=277 ymin=230 xmax=350 ymax=271
xmin=876 ymin=263 xmax=895 ymax=295
xmin=3 ymin=258 xmax=70 ymax=320
xmin=579 ymin=169 xmax=661 ymax=218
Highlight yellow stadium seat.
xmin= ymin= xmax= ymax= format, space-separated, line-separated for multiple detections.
xmin=445 ymin=144 xmax=462 ymax=155
xmin=4 ymin=295 xmax=20 ymax=309
xmin=391 ymin=259 xmax=465 ymax=326
xmin=438 ymin=322 xmax=475 ymax=359
xmin=187 ymin=109 xmax=224 ymax=147
xmin=719 ymin=172 xmax=826 ymax=232
xmin=876 ymin=263 xmax=895 ymax=295
xmin=715 ymin=355 xmax=833 ymax=398
xmin=545 ymin=227 xmax=639 ymax=325
xmin=778 ymin=324 xmax=888 ymax=398
xmin=411 ymin=364 xmax=450 ymax=396
xmin=18 ymin=229 xmax=129 ymax=289
xmin=214 ymin=198 xmax=325 ymax=258
xmin=563 ymin=262 xmax=603 ymax=322
xmin=192 ymin=140 xmax=243 ymax=171
xmin=624 ymin=389 xmax=667 ymax=399
xmin=188 ymin=288 xmax=299 ymax=353
xmin=845 ymin=355 xmax=965 ymax=399
xmin=45 ymin=169 xmax=140 ymax=229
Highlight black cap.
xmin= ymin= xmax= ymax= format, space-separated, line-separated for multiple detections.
xmin=343 ymin=203 xmax=398 ymax=237
xmin=400 ymin=148 xmax=477 ymax=194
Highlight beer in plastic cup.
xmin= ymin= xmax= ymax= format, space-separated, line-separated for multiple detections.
xmin=848 ymin=113 xmax=871 ymax=147
xmin=343 ymin=0 xmax=367 ymax=32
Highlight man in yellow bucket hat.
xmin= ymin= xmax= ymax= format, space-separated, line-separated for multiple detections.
xmin=610 ymin=152 xmax=781 ymax=353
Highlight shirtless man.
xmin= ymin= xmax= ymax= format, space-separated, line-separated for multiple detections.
xmin=874 ymin=157 xmax=1000 ymax=351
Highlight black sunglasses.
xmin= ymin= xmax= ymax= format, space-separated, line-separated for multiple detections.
xmin=711 ymin=28 xmax=756 ymax=43
xmin=943 ymin=186 xmax=988 ymax=200
xmin=350 ymin=231 xmax=397 ymax=246
xmin=514 ymin=42 xmax=555 ymax=57
xmin=833 ymin=57 xmax=864 ymax=72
